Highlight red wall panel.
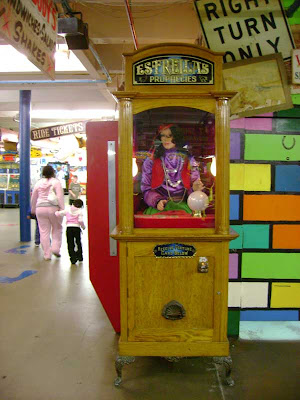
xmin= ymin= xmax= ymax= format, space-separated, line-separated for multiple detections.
xmin=86 ymin=121 xmax=120 ymax=332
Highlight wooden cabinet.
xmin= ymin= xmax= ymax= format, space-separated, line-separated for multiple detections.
xmin=126 ymin=240 xmax=226 ymax=347
xmin=111 ymin=43 xmax=238 ymax=385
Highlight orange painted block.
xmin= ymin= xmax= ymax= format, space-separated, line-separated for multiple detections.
xmin=273 ymin=225 xmax=300 ymax=249
xmin=244 ymin=195 xmax=300 ymax=221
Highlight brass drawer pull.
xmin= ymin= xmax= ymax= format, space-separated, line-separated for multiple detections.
xmin=162 ymin=300 xmax=186 ymax=320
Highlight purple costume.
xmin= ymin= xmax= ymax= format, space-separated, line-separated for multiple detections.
xmin=141 ymin=148 xmax=200 ymax=208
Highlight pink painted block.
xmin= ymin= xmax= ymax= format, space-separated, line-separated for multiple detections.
xmin=245 ymin=118 xmax=273 ymax=131
xmin=256 ymin=113 xmax=273 ymax=117
xmin=230 ymin=118 xmax=245 ymax=129
xmin=229 ymin=253 xmax=239 ymax=279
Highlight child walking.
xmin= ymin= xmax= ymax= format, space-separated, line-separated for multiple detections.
xmin=68 ymin=175 xmax=82 ymax=205
xmin=55 ymin=199 xmax=85 ymax=264
xmin=27 ymin=206 xmax=40 ymax=247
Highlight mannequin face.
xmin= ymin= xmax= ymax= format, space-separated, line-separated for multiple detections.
xmin=160 ymin=128 xmax=175 ymax=149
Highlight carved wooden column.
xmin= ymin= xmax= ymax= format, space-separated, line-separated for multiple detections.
xmin=118 ymin=97 xmax=134 ymax=234
xmin=215 ymin=96 xmax=230 ymax=235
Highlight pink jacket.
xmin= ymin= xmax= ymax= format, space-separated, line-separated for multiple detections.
xmin=55 ymin=205 xmax=85 ymax=229
xmin=31 ymin=177 xmax=65 ymax=213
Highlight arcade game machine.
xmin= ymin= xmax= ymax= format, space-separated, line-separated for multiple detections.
xmin=111 ymin=43 xmax=238 ymax=386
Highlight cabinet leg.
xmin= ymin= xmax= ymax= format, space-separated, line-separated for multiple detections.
xmin=114 ymin=355 xmax=135 ymax=386
xmin=213 ymin=356 xmax=234 ymax=386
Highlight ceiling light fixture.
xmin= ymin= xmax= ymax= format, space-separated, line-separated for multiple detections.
xmin=58 ymin=12 xmax=89 ymax=50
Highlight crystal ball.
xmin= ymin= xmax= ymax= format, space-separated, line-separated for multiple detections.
xmin=187 ymin=191 xmax=209 ymax=211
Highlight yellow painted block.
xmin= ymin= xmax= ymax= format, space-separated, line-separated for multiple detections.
xmin=271 ymin=283 xmax=300 ymax=308
xmin=230 ymin=164 xmax=271 ymax=191
xmin=244 ymin=164 xmax=271 ymax=191
xmin=230 ymin=164 xmax=244 ymax=190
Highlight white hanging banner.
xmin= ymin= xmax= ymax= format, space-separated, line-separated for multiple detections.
xmin=0 ymin=0 xmax=57 ymax=79
xmin=194 ymin=0 xmax=295 ymax=63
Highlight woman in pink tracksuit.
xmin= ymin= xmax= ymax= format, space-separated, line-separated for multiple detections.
xmin=31 ymin=165 xmax=65 ymax=260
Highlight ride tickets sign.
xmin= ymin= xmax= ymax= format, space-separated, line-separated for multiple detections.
xmin=31 ymin=121 xmax=86 ymax=141
xmin=0 ymin=0 xmax=57 ymax=79
xmin=133 ymin=55 xmax=214 ymax=85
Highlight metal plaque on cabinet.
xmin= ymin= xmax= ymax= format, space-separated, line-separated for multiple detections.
xmin=153 ymin=243 xmax=196 ymax=258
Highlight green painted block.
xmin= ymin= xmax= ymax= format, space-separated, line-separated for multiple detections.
xmin=245 ymin=134 xmax=300 ymax=161
xmin=243 ymin=225 xmax=270 ymax=249
xmin=283 ymin=0 xmax=300 ymax=24
xmin=242 ymin=253 xmax=300 ymax=279
xmin=292 ymin=94 xmax=300 ymax=105
xmin=276 ymin=119 xmax=300 ymax=133
xmin=229 ymin=225 xmax=243 ymax=249
xmin=276 ymin=108 xmax=300 ymax=118
xmin=228 ymin=310 xmax=240 ymax=336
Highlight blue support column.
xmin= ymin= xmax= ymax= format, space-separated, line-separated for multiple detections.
xmin=19 ymin=90 xmax=31 ymax=242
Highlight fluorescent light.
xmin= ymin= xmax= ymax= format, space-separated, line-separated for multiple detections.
xmin=31 ymin=109 xmax=118 ymax=120
xmin=55 ymin=44 xmax=86 ymax=71
xmin=0 ymin=44 xmax=86 ymax=73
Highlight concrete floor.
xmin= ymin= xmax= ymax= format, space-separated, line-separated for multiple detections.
xmin=1 ymin=205 xmax=300 ymax=400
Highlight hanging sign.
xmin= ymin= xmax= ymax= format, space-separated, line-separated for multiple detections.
xmin=31 ymin=121 xmax=86 ymax=141
xmin=292 ymin=49 xmax=300 ymax=84
xmin=194 ymin=0 xmax=295 ymax=63
xmin=133 ymin=55 xmax=214 ymax=85
xmin=0 ymin=0 xmax=57 ymax=79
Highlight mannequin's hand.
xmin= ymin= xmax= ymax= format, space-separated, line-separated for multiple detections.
xmin=192 ymin=178 xmax=204 ymax=191
xmin=157 ymin=199 xmax=168 ymax=211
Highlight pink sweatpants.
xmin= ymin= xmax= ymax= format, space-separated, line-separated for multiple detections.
xmin=36 ymin=206 xmax=63 ymax=259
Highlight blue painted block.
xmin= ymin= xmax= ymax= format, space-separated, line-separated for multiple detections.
xmin=275 ymin=165 xmax=300 ymax=192
xmin=240 ymin=310 xmax=299 ymax=321
xmin=230 ymin=194 xmax=240 ymax=220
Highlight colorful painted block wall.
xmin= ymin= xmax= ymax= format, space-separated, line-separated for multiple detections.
xmin=228 ymin=109 xmax=300 ymax=336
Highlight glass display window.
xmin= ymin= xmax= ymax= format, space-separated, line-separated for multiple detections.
xmin=133 ymin=106 xmax=215 ymax=228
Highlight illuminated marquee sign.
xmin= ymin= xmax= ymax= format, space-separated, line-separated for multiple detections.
xmin=133 ymin=55 xmax=214 ymax=85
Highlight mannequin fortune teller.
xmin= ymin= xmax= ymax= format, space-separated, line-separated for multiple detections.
xmin=141 ymin=124 xmax=203 ymax=214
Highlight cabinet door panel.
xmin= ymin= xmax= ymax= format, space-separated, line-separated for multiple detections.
xmin=128 ymin=242 xmax=222 ymax=342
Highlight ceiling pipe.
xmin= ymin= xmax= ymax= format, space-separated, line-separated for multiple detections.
xmin=88 ymin=43 xmax=112 ymax=83
xmin=0 ymin=79 xmax=108 ymax=85
xmin=124 ymin=0 xmax=139 ymax=50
